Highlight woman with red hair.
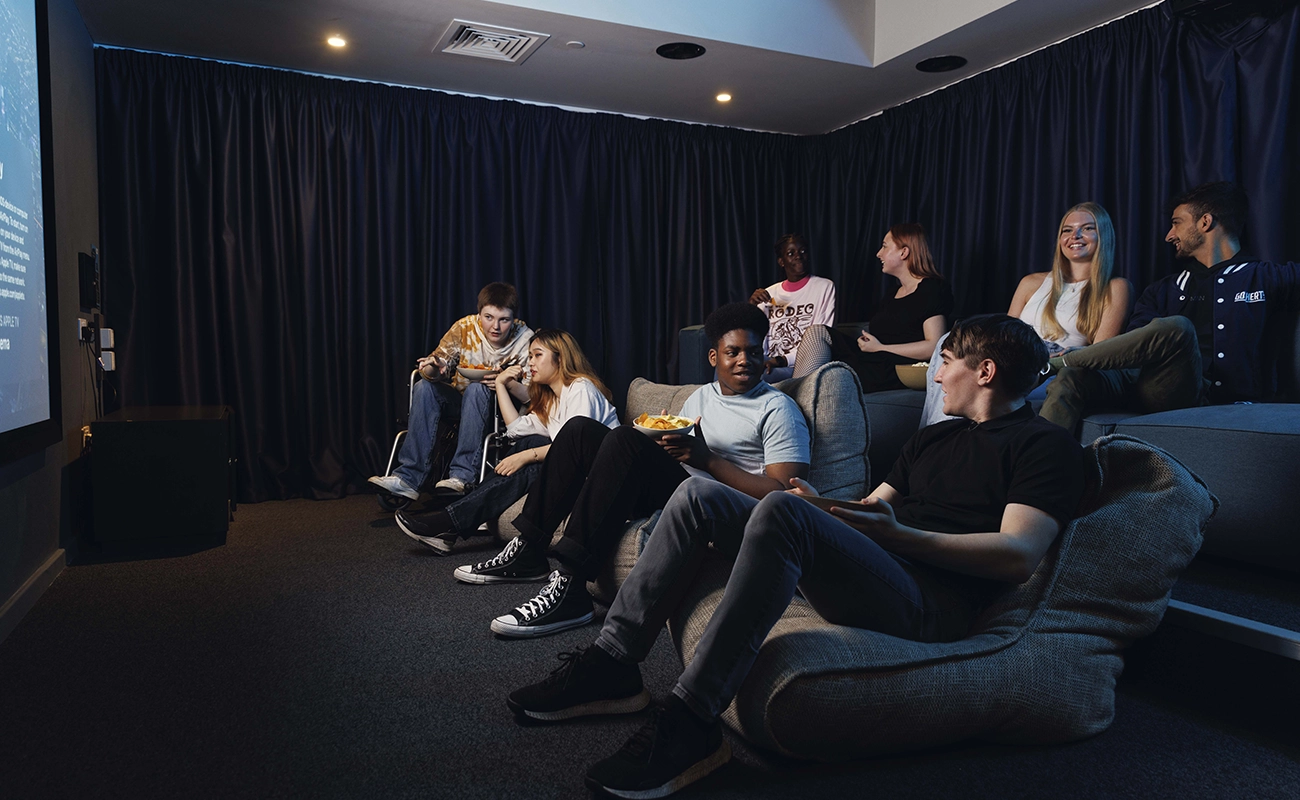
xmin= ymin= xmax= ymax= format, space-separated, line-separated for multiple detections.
xmin=792 ymin=222 xmax=952 ymax=392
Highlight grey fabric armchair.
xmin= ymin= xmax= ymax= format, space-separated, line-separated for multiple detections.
xmin=667 ymin=435 xmax=1215 ymax=760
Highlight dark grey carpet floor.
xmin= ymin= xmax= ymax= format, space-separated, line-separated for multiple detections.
xmin=2 ymin=495 xmax=1299 ymax=799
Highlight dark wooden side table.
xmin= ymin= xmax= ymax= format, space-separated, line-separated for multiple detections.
xmin=91 ymin=406 xmax=234 ymax=546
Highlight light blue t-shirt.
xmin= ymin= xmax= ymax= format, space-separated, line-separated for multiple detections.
xmin=678 ymin=381 xmax=810 ymax=478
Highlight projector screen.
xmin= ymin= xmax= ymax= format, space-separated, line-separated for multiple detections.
xmin=0 ymin=0 xmax=61 ymax=462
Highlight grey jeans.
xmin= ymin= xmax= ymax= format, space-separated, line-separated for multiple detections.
xmin=594 ymin=478 xmax=979 ymax=720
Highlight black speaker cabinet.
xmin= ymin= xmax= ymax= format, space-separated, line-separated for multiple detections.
xmin=92 ymin=406 xmax=234 ymax=545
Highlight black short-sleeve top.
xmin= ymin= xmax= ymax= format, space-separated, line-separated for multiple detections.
xmin=884 ymin=403 xmax=1085 ymax=537
xmin=870 ymin=277 xmax=954 ymax=345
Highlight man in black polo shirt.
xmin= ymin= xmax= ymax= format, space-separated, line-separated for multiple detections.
xmin=1041 ymin=181 xmax=1300 ymax=433
xmin=504 ymin=314 xmax=1086 ymax=799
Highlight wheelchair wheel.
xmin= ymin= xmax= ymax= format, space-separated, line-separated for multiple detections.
xmin=376 ymin=493 xmax=410 ymax=513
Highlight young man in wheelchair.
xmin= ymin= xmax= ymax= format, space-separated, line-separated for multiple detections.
xmin=368 ymin=282 xmax=534 ymax=501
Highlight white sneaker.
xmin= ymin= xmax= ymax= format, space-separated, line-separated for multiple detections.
xmin=434 ymin=477 xmax=469 ymax=493
xmin=367 ymin=474 xmax=420 ymax=501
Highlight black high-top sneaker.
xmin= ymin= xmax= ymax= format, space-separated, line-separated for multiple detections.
xmin=490 ymin=570 xmax=594 ymax=637
xmin=453 ymin=536 xmax=550 ymax=584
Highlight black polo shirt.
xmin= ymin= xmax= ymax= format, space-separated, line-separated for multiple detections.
xmin=884 ymin=403 xmax=1085 ymax=536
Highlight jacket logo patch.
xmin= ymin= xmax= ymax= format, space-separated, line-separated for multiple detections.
xmin=1234 ymin=290 xmax=1266 ymax=303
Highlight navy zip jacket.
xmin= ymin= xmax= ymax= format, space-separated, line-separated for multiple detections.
xmin=1128 ymin=258 xmax=1300 ymax=402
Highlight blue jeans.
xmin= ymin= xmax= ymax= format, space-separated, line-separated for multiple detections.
xmin=594 ymin=479 xmax=979 ymax=720
xmin=393 ymin=380 xmax=495 ymax=488
xmin=444 ymin=434 xmax=549 ymax=533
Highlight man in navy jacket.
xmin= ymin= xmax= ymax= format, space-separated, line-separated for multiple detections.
xmin=1040 ymin=182 xmax=1300 ymax=433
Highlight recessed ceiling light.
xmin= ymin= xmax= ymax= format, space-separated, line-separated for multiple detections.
xmin=327 ymin=36 xmax=347 ymax=48
xmin=716 ymin=93 xmax=732 ymax=103
xmin=656 ymin=42 xmax=706 ymax=60
xmin=916 ymin=55 xmax=967 ymax=73
xmin=566 ymin=41 xmax=585 ymax=49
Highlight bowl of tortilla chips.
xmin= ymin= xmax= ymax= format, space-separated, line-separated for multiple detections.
xmin=633 ymin=412 xmax=695 ymax=440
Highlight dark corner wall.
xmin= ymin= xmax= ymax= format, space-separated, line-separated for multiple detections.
xmin=0 ymin=0 xmax=99 ymax=643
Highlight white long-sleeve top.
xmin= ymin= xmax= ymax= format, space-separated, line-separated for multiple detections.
xmin=504 ymin=377 xmax=618 ymax=440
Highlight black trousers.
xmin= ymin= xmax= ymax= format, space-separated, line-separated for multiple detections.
xmin=826 ymin=327 xmax=910 ymax=392
xmin=511 ymin=417 xmax=689 ymax=580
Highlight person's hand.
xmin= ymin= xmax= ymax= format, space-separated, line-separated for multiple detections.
xmin=497 ymin=364 xmax=525 ymax=387
xmin=749 ymin=287 xmax=772 ymax=306
xmin=787 ymin=477 xmax=821 ymax=497
xmin=763 ymin=356 xmax=786 ymax=374
xmin=857 ymin=332 xmax=884 ymax=353
xmin=417 ymin=354 xmax=447 ymax=381
xmin=495 ymin=450 xmax=534 ymax=476
xmin=659 ymin=416 xmax=710 ymax=468
xmin=827 ymin=496 xmax=904 ymax=541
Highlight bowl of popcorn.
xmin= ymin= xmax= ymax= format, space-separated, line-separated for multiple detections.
xmin=895 ymin=362 xmax=930 ymax=390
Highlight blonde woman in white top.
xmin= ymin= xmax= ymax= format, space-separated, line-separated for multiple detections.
xmin=1008 ymin=202 xmax=1132 ymax=355
xmin=396 ymin=329 xmax=618 ymax=553
xmin=922 ymin=203 xmax=1133 ymax=424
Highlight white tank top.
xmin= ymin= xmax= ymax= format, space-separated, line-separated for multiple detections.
xmin=1018 ymin=276 xmax=1089 ymax=350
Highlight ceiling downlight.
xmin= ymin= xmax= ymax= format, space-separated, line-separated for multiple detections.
xmin=436 ymin=20 xmax=550 ymax=65
xmin=656 ymin=42 xmax=706 ymax=60
xmin=916 ymin=55 xmax=968 ymax=73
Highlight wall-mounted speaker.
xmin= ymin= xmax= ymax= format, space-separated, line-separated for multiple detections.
xmin=78 ymin=248 xmax=99 ymax=312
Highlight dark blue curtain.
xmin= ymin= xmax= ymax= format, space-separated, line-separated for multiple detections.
xmin=95 ymin=2 xmax=1300 ymax=502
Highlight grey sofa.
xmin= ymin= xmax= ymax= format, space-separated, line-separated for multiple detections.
xmin=493 ymin=361 xmax=871 ymax=605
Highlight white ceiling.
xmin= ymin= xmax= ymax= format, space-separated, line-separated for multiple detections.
xmin=74 ymin=0 xmax=1157 ymax=135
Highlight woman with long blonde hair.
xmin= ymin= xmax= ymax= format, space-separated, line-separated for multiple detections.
xmin=396 ymin=329 xmax=618 ymax=555
xmin=1008 ymin=202 xmax=1132 ymax=355
xmin=920 ymin=203 xmax=1133 ymax=425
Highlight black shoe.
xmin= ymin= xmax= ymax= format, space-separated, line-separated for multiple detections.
xmin=395 ymin=508 xmax=457 ymax=554
xmin=506 ymin=645 xmax=649 ymax=722
xmin=490 ymin=571 xmax=594 ymax=638
xmin=454 ymin=537 xmax=550 ymax=584
xmin=585 ymin=696 xmax=730 ymax=799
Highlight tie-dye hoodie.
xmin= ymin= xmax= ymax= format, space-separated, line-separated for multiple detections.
xmin=430 ymin=315 xmax=534 ymax=392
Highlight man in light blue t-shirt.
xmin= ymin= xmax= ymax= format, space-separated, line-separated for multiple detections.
xmin=457 ymin=303 xmax=810 ymax=639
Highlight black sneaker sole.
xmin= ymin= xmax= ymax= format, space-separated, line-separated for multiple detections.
xmin=507 ymin=688 xmax=651 ymax=722
xmin=490 ymin=611 xmax=594 ymax=638
xmin=584 ymin=739 xmax=731 ymax=799
xmin=395 ymin=515 xmax=455 ymax=554
xmin=453 ymin=565 xmax=549 ymax=584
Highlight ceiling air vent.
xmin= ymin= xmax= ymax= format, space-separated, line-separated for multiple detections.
xmin=436 ymin=20 xmax=550 ymax=65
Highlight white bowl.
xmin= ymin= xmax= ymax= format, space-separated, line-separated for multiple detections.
xmin=456 ymin=366 xmax=496 ymax=382
xmin=633 ymin=419 xmax=695 ymax=441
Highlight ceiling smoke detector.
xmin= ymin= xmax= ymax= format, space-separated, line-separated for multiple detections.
xmin=436 ymin=20 xmax=550 ymax=64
